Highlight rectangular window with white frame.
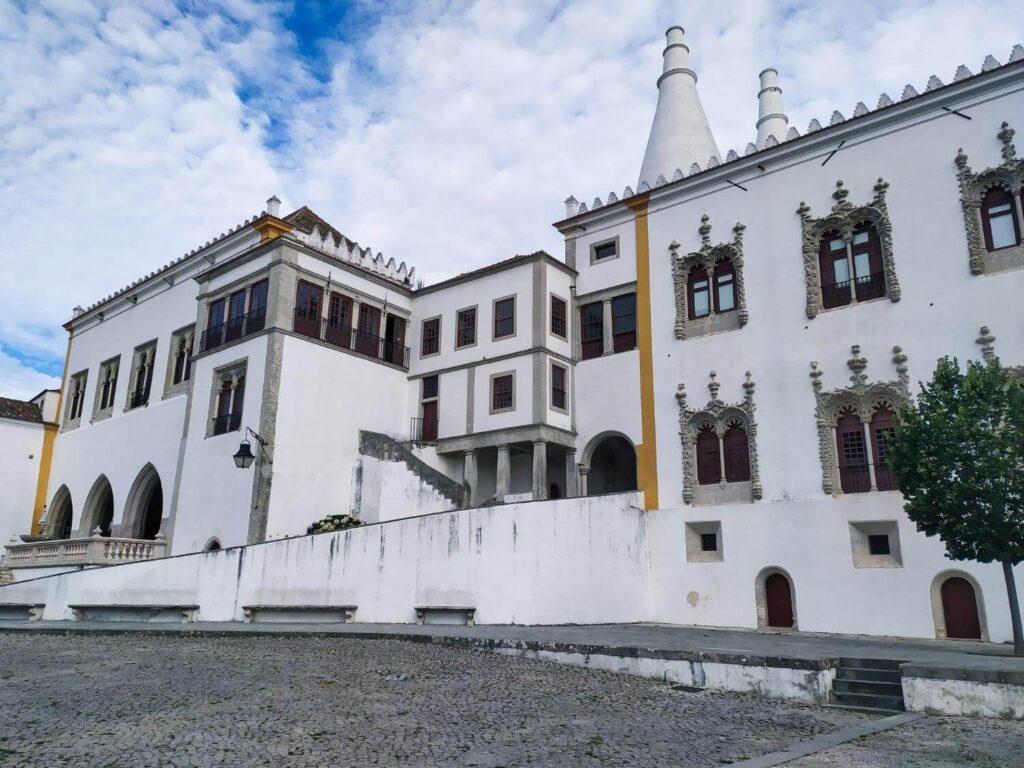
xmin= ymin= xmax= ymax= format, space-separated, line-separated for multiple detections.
xmin=550 ymin=362 xmax=568 ymax=413
xmin=421 ymin=316 xmax=441 ymax=357
xmin=92 ymin=356 xmax=120 ymax=420
xmin=209 ymin=360 xmax=247 ymax=437
xmin=456 ymin=306 xmax=477 ymax=349
xmin=550 ymin=295 xmax=567 ymax=340
xmin=493 ymin=296 xmax=516 ymax=340
xmin=590 ymin=236 xmax=619 ymax=265
xmin=489 ymin=371 xmax=515 ymax=414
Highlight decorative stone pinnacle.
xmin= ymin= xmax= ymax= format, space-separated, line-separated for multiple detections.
xmin=675 ymin=383 xmax=687 ymax=404
xmin=707 ymin=370 xmax=720 ymax=402
xmin=976 ymin=325 xmax=997 ymax=362
xmin=669 ymin=240 xmax=681 ymax=254
xmin=955 ymin=148 xmax=969 ymax=169
xmin=91 ymin=526 xmax=104 ymax=538
xmin=809 ymin=361 xmax=822 ymax=391
xmin=873 ymin=177 xmax=889 ymax=200
xmin=733 ymin=222 xmax=746 ymax=243
xmin=998 ymin=121 xmax=1017 ymax=163
xmin=699 ymin=214 xmax=712 ymax=248
xmin=891 ymin=345 xmax=909 ymax=386
xmin=742 ymin=371 xmax=755 ymax=401
xmin=832 ymin=180 xmax=851 ymax=210
xmin=847 ymin=345 xmax=868 ymax=387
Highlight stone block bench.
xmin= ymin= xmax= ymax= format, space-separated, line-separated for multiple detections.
xmin=0 ymin=603 xmax=45 ymax=621
xmin=415 ymin=605 xmax=476 ymax=626
xmin=69 ymin=604 xmax=199 ymax=623
xmin=241 ymin=605 xmax=357 ymax=624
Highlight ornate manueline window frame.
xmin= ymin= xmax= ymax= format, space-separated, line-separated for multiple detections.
xmin=797 ymin=179 xmax=901 ymax=319
xmin=809 ymin=345 xmax=909 ymax=496
xmin=955 ymin=121 xmax=1024 ymax=275
xmin=675 ymin=371 xmax=762 ymax=505
xmin=670 ymin=215 xmax=748 ymax=339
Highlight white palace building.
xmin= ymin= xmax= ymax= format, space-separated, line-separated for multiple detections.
xmin=3 ymin=28 xmax=1024 ymax=649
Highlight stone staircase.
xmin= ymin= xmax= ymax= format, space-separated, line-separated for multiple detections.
xmin=828 ymin=657 xmax=907 ymax=713
xmin=358 ymin=430 xmax=465 ymax=509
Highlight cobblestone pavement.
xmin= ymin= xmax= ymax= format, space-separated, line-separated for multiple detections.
xmin=0 ymin=633 xmax=1013 ymax=767
xmin=787 ymin=714 xmax=1023 ymax=767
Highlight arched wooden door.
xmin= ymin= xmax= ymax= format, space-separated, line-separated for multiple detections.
xmin=941 ymin=577 xmax=981 ymax=639
xmin=765 ymin=573 xmax=794 ymax=628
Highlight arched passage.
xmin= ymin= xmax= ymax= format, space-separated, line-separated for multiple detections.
xmin=755 ymin=567 xmax=797 ymax=630
xmin=123 ymin=464 xmax=163 ymax=540
xmin=931 ymin=571 xmax=987 ymax=641
xmin=46 ymin=485 xmax=73 ymax=539
xmin=81 ymin=476 xmax=114 ymax=537
xmin=582 ymin=432 xmax=638 ymax=496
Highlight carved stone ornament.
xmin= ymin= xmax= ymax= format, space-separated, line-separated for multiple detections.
xmin=809 ymin=345 xmax=910 ymax=496
xmin=675 ymin=371 xmax=762 ymax=504
xmin=669 ymin=215 xmax=748 ymax=339
xmin=955 ymin=121 xmax=1024 ymax=275
xmin=975 ymin=324 xmax=1024 ymax=381
xmin=796 ymin=178 xmax=901 ymax=319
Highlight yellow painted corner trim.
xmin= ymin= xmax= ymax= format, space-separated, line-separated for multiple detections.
xmin=31 ymin=424 xmax=58 ymax=534
xmin=253 ymin=216 xmax=293 ymax=243
xmin=625 ymin=193 xmax=659 ymax=510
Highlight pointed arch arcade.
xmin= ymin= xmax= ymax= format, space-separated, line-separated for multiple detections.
xmin=123 ymin=464 xmax=164 ymax=540
xmin=80 ymin=475 xmax=114 ymax=537
xmin=45 ymin=485 xmax=73 ymax=539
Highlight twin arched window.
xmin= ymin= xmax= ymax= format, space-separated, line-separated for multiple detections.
xmin=981 ymin=186 xmax=1021 ymax=251
xmin=818 ymin=224 xmax=885 ymax=309
xmin=836 ymin=406 xmax=897 ymax=494
xmin=687 ymin=259 xmax=737 ymax=320
xmin=696 ymin=424 xmax=751 ymax=484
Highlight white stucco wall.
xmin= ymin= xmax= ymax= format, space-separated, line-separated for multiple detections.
xmin=356 ymin=456 xmax=457 ymax=524
xmin=0 ymin=493 xmax=649 ymax=626
xmin=0 ymin=418 xmax=43 ymax=546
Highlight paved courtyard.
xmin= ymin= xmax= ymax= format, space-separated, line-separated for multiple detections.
xmin=0 ymin=633 xmax=1019 ymax=767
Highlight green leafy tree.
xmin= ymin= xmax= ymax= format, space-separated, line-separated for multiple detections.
xmin=887 ymin=357 xmax=1024 ymax=655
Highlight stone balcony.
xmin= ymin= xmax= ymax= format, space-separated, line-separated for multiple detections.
xmin=2 ymin=533 xmax=167 ymax=570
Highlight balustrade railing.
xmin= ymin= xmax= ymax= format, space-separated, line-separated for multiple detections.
xmin=2 ymin=535 xmax=167 ymax=569
xmin=854 ymin=271 xmax=887 ymax=301
xmin=200 ymin=307 xmax=267 ymax=353
xmin=839 ymin=463 xmax=898 ymax=494
xmin=293 ymin=309 xmax=410 ymax=369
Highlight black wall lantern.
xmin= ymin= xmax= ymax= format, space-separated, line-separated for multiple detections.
xmin=234 ymin=427 xmax=270 ymax=469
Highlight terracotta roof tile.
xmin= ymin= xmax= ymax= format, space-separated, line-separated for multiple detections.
xmin=0 ymin=397 xmax=42 ymax=424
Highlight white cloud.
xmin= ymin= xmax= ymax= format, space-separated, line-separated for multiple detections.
xmin=1 ymin=0 xmax=1021 ymax=395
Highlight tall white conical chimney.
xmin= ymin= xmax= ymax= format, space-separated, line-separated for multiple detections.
xmin=638 ymin=26 xmax=720 ymax=189
xmin=755 ymin=68 xmax=788 ymax=148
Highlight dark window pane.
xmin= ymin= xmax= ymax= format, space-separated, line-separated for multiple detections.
xmin=422 ymin=375 xmax=438 ymax=399
xmin=696 ymin=428 xmax=721 ymax=485
xmin=612 ymin=294 xmax=636 ymax=352
xmin=700 ymin=533 xmax=717 ymax=552
xmin=421 ymin=318 xmax=440 ymax=356
xmin=552 ymin=365 xmax=566 ymax=410
xmin=722 ymin=425 xmax=750 ymax=481
xmin=580 ymin=302 xmax=604 ymax=359
xmin=457 ymin=308 xmax=476 ymax=347
xmin=593 ymin=241 xmax=617 ymax=260
xmin=492 ymin=374 xmax=514 ymax=410
xmin=551 ymin=297 xmax=567 ymax=338
xmin=494 ymin=298 xmax=515 ymax=338
xmin=868 ymin=534 xmax=891 ymax=556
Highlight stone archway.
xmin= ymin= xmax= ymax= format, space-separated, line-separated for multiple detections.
xmin=755 ymin=567 xmax=798 ymax=630
xmin=930 ymin=570 xmax=988 ymax=641
xmin=123 ymin=464 xmax=163 ymax=540
xmin=80 ymin=476 xmax=114 ymax=537
xmin=45 ymin=485 xmax=73 ymax=539
xmin=581 ymin=432 xmax=637 ymax=496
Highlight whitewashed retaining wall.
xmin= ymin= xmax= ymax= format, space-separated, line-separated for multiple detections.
xmin=0 ymin=493 xmax=649 ymax=626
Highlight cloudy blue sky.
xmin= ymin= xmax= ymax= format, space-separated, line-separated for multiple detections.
xmin=1 ymin=0 xmax=1022 ymax=398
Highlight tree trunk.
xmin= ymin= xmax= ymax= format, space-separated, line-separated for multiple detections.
xmin=1002 ymin=557 xmax=1024 ymax=656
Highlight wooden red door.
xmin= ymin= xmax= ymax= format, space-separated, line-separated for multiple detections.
xmin=765 ymin=573 xmax=794 ymax=628
xmin=421 ymin=400 xmax=438 ymax=441
xmin=941 ymin=577 xmax=982 ymax=639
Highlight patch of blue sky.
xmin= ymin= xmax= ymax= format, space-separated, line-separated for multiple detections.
xmin=1 ymin=343 xmax=64 ymax=378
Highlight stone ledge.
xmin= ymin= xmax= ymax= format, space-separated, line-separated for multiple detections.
xmin=900 ymin=662 xmax=1024 ymax=687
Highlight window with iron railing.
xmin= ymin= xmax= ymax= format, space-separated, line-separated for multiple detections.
xmin=819 ymin=226 xmax=886 ymax=310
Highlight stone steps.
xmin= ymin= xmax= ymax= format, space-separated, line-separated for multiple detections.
xmin=828 ymin=657 xmax=907 ymax=713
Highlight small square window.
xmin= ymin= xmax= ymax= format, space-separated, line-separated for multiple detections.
xmin=685 ymin=521 xmax=723 ymax=562
xmin=592 ymin=240 xmax=618 ymax=262
xmin=700 ymin=533 xmax=718 ymax=552
xmin=868 ymin=534 xmax=891 ymax=556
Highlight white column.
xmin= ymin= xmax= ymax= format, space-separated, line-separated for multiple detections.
xmin=464 ymin=450 xmax=477 ymax=507
xmin=602 ymin=299 xmax=614 ymax=355
xmin=564 ymin=449 xmax=578 ymax=497
xmin=532 ymin=440 xmax=548 ymax=500
xmin=496 ymin=445 xmax=511 ymax=501
xmin=579 ymin=465 xmax=589 ymax=497
xmin=862 ymin=421 xmax=877 ymax=491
